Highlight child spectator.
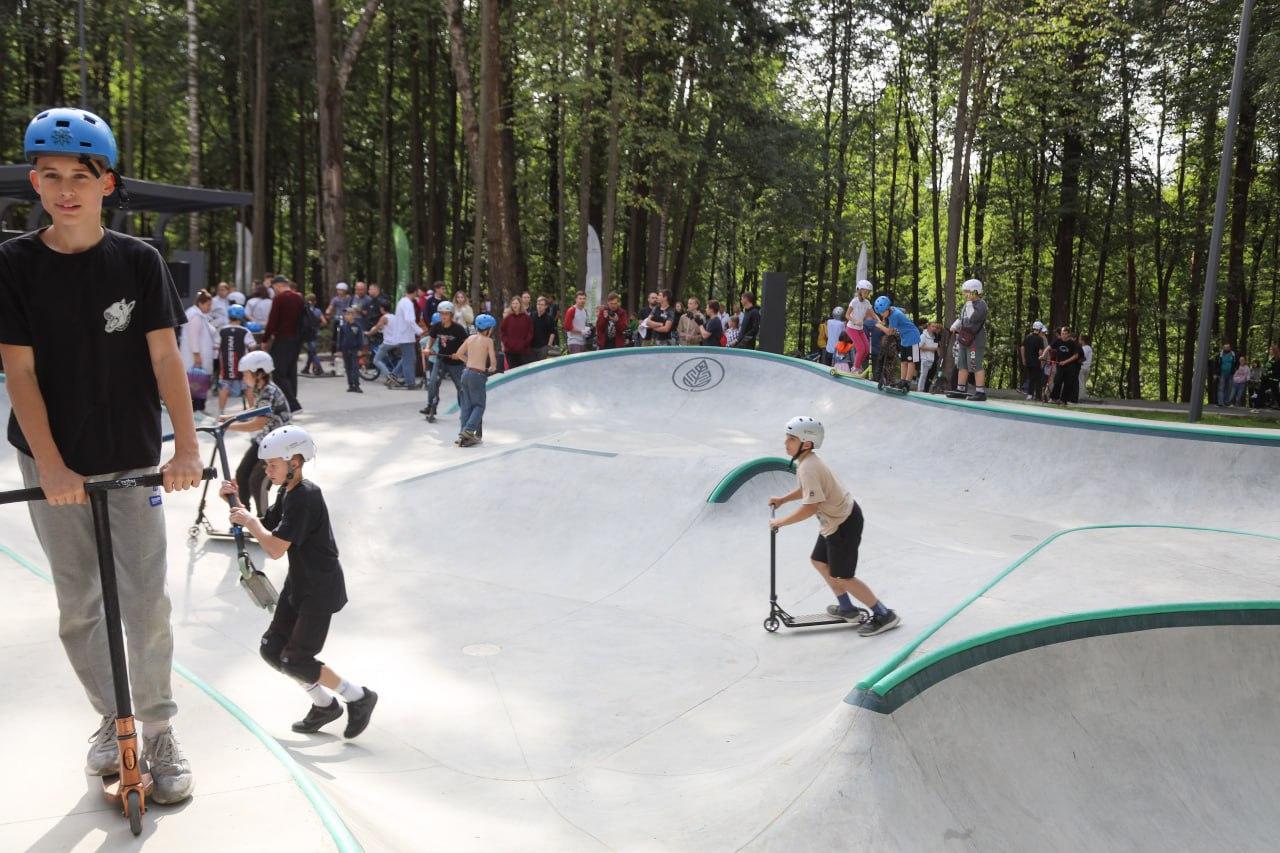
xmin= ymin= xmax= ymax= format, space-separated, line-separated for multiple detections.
xmin=823 ymin=307 xmax=845 ymax=366
xmin=918 ymin=321 xmax=940 ymax=392
xmin=336 ymin=308 xmax=365 ymax=393
xmin=832 ymin=331 xmax=855 ymax=373
xmin=871 ymin=295 xmax=920 ymax=391
xmin=949 ymin=278 xmax=988 ymax=401
xmin=1231 ymin=356 xmax=1251 ymax=407
xmin=217 ymin=304 xmax=256 ymax=413
xmin=725 ymin=315 xmax=741 ymax=348
xmin=221 ymin=425 xmax=377 ymax=738
xmin=845 ymin=280 xmax=874 ymax=370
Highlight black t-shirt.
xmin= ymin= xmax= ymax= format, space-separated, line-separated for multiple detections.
xmin=702 ymin=315 xmax=724 ymax=345
xmin=263 ymin=479 xmax=348 ymax=613
xmin=431 ymin=321 xmax=467 ymax=357
xmin=1022 ymin=333 xmax=1044 ymax=367
xmin=0 ymin=228 xmax=185 ymax=475
xmin=219 ymin=325 xmax=251 ymax=380
xmin=1052 ymin=339 xmax=1082 ymax=366
xmin=530 ymin=311 xmax=557 ymax=348
xmin=648 ymin=306 xmax=672 ymax=341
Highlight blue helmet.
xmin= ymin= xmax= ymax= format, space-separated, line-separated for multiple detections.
xmin=873 ymin=295 xmax=892 ymax=314
xmin=228 ymin=305 xmax=246 ymax=320
xmin=25 ymin=108 xmax=119 ymax=171
xmin=431 ymin=312 xmax=441 ymax=325
xmin=246 ymin=321 xmax=265 ymax=334
xmin=475 ymin=313 xmax=497 ymax=331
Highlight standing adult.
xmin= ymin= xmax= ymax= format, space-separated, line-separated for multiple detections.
xmin=350 ymin=281 xmax=373 ymax=331
xmin=325 ymin=282 xmax=351 ymax=355
xmin=180 ymin=292 xmax=217 ymax=411
xmin=246 ymin=281 xmax=273 ymax=326
xmin=376 ymin=282 xmax=422 ymax=388
xmin=210 ymin=282 xmax=232 ymax=329
xmin=500 ymin=295 xmax=534 ymax=367
xmin=1078 ymin=334 xmax=1094 ymax=401
xmin=643 ymin=290 xmax=675 ymax=345
xmin=368 ymin=283 xmax=392 ymax=321
xmin=735 ymin=292 xmax=761 ymax=349
xmin=452 ymin=290 xmax=476 ymax=332
xmin=564 ymin=290 xmax=590 ymax=354
xmin=262 ymin=275 xmax=305 ymax=412
xmin=677 ymin=297 xmax=705 ymax=346
xmin=1265 ymin=344 xmax=1280 ymax=408
xmin=700 ymin=300 xmax=725 ymax=346
xmin=1216 ymin=343 xmax=1238 ymax=407
xmin=596 ymin=293 xmax=630 ymax=349
xmin=1021 ymin=321 xmax=1047 ymax=400
xmin=1048 ymin=327 xmax=1084 ymax=406
xmin=529 ymin=295 xmax=557 ymax=360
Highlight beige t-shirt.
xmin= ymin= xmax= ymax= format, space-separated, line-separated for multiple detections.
xmin=796 ymin=452 xmax=853 ymax=536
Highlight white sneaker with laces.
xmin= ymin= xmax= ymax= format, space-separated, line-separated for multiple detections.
xmin=85 ymin=715 xmax=119 ymax=776
xmin=145 ymin=728 xmax=195 ymax=804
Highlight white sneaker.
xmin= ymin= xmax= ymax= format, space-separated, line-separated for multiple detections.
xmin=144 ymin=728 xmax=195 ymax=804
xmin=85 ymin=715 xmax=119 ymax=776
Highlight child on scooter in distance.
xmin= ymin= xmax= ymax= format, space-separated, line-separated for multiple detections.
xmin=220 ymin=424 xmax=378 ymax=737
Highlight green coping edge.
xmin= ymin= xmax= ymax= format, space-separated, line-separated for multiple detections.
xmin=707 ymin=456 xmax=794 ymax=503
xmin=0 ymin=543 xmax=363 ymax=853
xmin=848 ymin=602 xmax=1280 ymax=714
xmin=445 ymin=347 xmax=1280 ymax=445
xmin=849 ymin=523 xmax=1280 ymax=700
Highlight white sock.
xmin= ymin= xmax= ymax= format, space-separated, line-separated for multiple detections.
xmin=303 ymin=682 xmax=334 ymax=707
xmin=336 ymin=679 xmax=365 ymax=703
xmin=142 ymin=721 xmax=170 ymax=740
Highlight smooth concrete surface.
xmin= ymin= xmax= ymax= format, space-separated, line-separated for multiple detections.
xmin=0 ymin=348 xmax=1275 ymax=851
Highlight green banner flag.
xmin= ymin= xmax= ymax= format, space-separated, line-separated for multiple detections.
xmin=393 ymin=223 xmax=411 ymax=299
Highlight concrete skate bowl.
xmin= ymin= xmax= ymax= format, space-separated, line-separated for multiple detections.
xmin=754 ymin=606 xmax=1280 ymax=851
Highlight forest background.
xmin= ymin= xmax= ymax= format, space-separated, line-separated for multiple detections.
xmin=1 ymin=0 xmax=1277 ymax=399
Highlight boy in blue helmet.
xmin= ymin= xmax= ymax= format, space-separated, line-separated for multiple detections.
xmin=217 ymin=304 xmax=256 ymax=414
xmin=872 ymin=295 xmax=921 ymax=391
xmin=454 ymin=314 xmax=499 ymax=446
xmin=0 ymin=108 xmax=205 ymax=803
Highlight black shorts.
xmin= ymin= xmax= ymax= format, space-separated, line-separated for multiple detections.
xmin=810 ymin=503 xmax=864 ymax=580
xmin=261 ymin=594 xmax=332 ymax=683
xmin=898 ymin=343 xmax=920 ymax=363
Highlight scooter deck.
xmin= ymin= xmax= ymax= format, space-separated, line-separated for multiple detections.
xmin=877 ymin=384 xmax=909 ymax=396
xmin=783 ymin=613 xmax=860 ymax=628
xmin=945 ymin=390 xmax=973 ymax=399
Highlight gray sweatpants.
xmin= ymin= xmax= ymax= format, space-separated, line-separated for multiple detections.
xmin=18 ymin=452 xmax=176 ymax=723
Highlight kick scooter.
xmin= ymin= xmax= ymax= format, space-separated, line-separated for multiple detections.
xmin=188 ymin=406 xmax=272 ymax=542
xmin=204 ymin=413 xmax=279 ymax=611
xmin=0 ymin=468 xmax=215 ymax=835
xmin=763 ymin=507 xmax=868 ymax=632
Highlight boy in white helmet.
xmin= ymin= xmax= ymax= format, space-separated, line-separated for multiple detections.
xmin=220 ymin=425 xmax=377 ymax=737
xmin=948 ymin=278 xmax=989 ymax=401
xmin=768 ymin=417 xmax=901 ymax=636
xmin=845 ymin=280 xmax=875 ymax=371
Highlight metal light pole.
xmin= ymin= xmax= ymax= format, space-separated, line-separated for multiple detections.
xmin=1189 ymin=0 xmax=1254 ymax=422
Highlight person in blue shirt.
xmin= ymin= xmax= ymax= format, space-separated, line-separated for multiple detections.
xmin=872 ymin=295 xmax=921 ymax=390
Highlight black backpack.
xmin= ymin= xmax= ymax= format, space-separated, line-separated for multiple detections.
xmin=300 ymin=304 xmax=321 ymax=342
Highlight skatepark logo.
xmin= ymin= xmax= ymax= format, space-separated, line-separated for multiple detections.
xmin=103 ymin=298 xmax=136 ymax=333
xmin=672 ymin=357 xmax=724 ymax=392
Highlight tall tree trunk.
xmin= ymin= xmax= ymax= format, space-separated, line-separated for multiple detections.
xmin=906 ymin=105 xmax=921 ymax=316
xmin=884 ymin=65 xmax=905 ymax=286
xmin=1088 ymin=167 xmax=1120 ymax=343
xmin=669 ymin=115 xmax=721 ymax=300
xmin=252 ymin=0 xmax=268 ymax=279
xmin=379 ymin=13 xmax=395 ymax=292
xmin=410 ymin=28 xmax=426 ymax=283
xmin=941 ymin=0 xmax=980 ymax=373
xmin=442 ymin=0 xmax=485 ymax=297
xmin=972 ymin=139 xmax=992 ymax=278
xmin=928 ymin=11 xmax=943 ymax=314
xmin=314 ymin=0 xmax=381 ymax=292
xmin=1121 ymin=38 xmax=1141 ymax=397
xmin=600 ymin=15 xmax=626 ymax=295
xmin=830 ymin=11 xmax=852 ymax=295
xmin=1181 ymin=103 xmax=1219 ymax=402
xmin=1049 ymin=42 xmax=1087 ymax=331
xmin=576 ymin=1 xmax=598 ymax=294
xmin=186 ymin=0 xmax=201 ymax=252
xmin=1224 ymin=88 xmax=1257 ymax=350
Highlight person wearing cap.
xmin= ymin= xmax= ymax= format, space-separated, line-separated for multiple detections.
xmin=221 ymin=350 xmax=292 ymax=515
xmin=0 ymin=107 xmax=206 ymax=803
xmin=1021 ymin=320 xmax=1048 ymax=401
xmin=768 ymin=417 xmax=901 ymax=636
xmin=262 ymin=275 xmax=305 ymax=411
xmin=422 ymin=300 xmax=467 ymax=422
xmin=949 ymin=278 xmax=989 ymax=401
xmin=326 ymin=282 xmax=352 ymax=357
xmin=220 ymin=425 xmax=377 ymax=738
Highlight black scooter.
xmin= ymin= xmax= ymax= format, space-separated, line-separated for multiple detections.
xmin=1 ymin=469 xmax=216 ymax=835
xmin=764 ymin=506 xmax=868 ymax=632
xmin=188 ymin=406 xmax=272 ymax=543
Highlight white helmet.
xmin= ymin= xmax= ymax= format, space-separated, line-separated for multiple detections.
xmin=784 ymin=416 xmax=824 ymax=450
xmin=227 ymin=291 xmax=246 ymax=305
xmin=258 ymin=425 xmax=317 ymax=462
xmin=962 ymin=278 xmax=983 ymax=294
xmin=832 ymin=306 xmax=845 ymax=319
xmin=856 ymin=279 xmax=873 ymax=293
xmin=1032 ymin=320 xmax=1045 ymax=331
xmin=239 ymin=351 xmax=275 ymax=374
xmin=437 ymin=300 xmax=455 ymax=314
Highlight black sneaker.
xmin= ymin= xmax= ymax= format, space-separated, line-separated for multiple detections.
xmin=825 ymin=604 xmax=864 ymax=621
xmin=292 ymin=699 xmax=342 ymax=733
xmin=970 ymin=390 xmax=987 ymax=402
xmin=344 ymin=689 xmax=378 ymax=739
xmin=857 ymin=610 xmax=901 ymax=637
xmin=419 ymin=406 xmax=431 ymax=414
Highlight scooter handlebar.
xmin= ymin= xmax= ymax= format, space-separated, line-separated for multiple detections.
xmin=195 ymin=406 xmax=274 ymax=436
xmin=0 ymin=469 xmax=216 ymax=506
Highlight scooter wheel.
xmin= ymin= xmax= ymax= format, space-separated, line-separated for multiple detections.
xmin=187 ymin=526 xmax=199 ymax=540
xmin=127 ymin=789 xmax=143 ymax=836
xmin=763 ymin=617 xmax=780 ymax=633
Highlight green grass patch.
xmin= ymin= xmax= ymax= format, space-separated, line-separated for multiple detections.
xmin=1073 ymin=407 xmax=1280 ymax=431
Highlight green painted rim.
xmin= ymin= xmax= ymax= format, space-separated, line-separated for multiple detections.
xmin=0 ymin=543 xmax=363 ymax=853
xmin=706 ymin=456 xmax=794 ymax=503
xmin=848 ymin=602 xmax=1280 ymax=714
xmin=444 ymin=347 xmax=1280 ymax=445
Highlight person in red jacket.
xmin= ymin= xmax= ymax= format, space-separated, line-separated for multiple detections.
xmin=596 ymin=292 xmax=629 ymax=349
xmin=262 ymin=276 xmax=305 ymax=412
xmin=499 ymin=295 xmax=533 ymax=367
